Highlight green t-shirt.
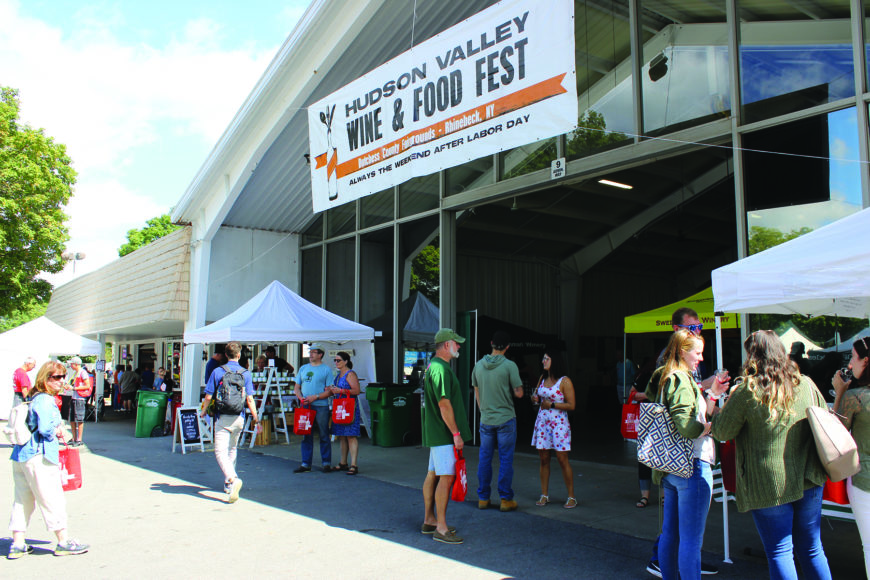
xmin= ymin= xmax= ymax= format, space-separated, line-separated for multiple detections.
xmin=838 ymin=385 xmax=870 ymax=492
xmin=472 ymin=354 xmax=522 ymax=426
xmin=421 ymin=357 xmax=472 ymax=447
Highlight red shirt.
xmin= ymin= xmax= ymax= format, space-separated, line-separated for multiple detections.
xmin=13 ymin=367 xmax=31 ymax=394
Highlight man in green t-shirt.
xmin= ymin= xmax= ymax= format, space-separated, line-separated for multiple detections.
xmin=472 ymin=330 xmax=523 ymax=512
xmin=421 ymin=328 xmax=472 ymax=545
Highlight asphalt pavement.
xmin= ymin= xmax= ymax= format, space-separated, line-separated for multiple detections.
xmin=0 ymin=413 xmax=861 ymax=579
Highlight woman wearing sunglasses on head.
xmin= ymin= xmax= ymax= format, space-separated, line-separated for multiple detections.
xmin=7 ymin=361 xmax=89 ymax=559
xmin=833 ymin=336 xmax=870 ymax=578
xmin=329 ymin=352 xmax=361 ymax=475
xmin=711 ymin=330 xmax=831 ymax=580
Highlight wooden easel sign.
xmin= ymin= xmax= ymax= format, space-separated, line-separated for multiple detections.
xmin=173 ymin=407 xmax=205 ymax=454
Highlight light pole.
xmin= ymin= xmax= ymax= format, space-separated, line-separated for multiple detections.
xmin=61 ymin=251 xmax=86 ymax=274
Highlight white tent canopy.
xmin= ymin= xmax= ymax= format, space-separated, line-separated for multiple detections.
xmin=0 ymin=316 xmax=102 ymax=419
xmin=184 ymin=281 xmax=378 ymax=429
xmin=712 ymin=207 xmax=870 ymax=318
xmin=184 ymin=280 xmax=375 ymax=343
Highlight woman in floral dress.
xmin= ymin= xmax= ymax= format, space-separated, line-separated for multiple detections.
xmin=531 ymin=350 xmax=576 ymax=508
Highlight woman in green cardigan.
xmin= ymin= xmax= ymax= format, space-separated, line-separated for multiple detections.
xmin=654 ymin=329 xmax=715 ymax=580
xmin=710 ymin=330 xmax=830 ymax=580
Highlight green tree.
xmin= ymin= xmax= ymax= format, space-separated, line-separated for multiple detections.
xmin=410 ymin=241 xmax=440 ymax=306
xmin=0 ymin=299 xmax=47 ymax=333
xmin=0 ymin=87 xmax=75 ymax=318
xmin=747 ymin=225 xmax=813 ymax=255
xmin=747 ymin=224 xmax=867 ymax=344
xmin=119 ymin=214 xmax=181 ymax=257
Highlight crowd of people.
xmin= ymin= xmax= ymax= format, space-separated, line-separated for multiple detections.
xmin=7 ymin=316 xmax=868 ymax=577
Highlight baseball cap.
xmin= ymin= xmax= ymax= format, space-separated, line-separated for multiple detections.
xmin=434 ymin=328 xmax=465 ymax=344
xmin=309 ymin=343 xmax=327 ymax=353
xmin=69 ymin=356 xmax=83 ymax=365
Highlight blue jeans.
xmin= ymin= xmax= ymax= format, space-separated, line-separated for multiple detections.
xmin=750 ymin=486 xmax=831 ymax=580
xmin=477 ymin=418 xmax=517 ymax=501
xmin=660 ymin=459 xmax=713 ymax=580
xmin=301 ymin=406 xmax=332 ymax=467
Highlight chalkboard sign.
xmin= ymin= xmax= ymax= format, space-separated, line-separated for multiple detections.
xmin=173 ymin=407 xmax=205 ymax=454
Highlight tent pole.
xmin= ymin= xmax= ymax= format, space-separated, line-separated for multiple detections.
xmin=715 ymin=312 xmax=732 ymax=564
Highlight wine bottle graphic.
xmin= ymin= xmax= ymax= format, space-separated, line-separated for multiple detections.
xmin=319 ymin=105 xmax=338 ymax=201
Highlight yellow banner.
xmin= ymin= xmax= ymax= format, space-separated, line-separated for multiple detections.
xmin=624 ymin=287 xmax=741 ymax=334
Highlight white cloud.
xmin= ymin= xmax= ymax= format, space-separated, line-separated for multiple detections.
xmin=0 ymin=0 xmax=280 ymax=282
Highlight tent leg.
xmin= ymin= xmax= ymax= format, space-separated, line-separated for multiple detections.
xmin=715 ymin=314 xmax=732 ymax=563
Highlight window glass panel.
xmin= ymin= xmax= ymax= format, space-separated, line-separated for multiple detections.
xmin=302 ymin=214 xmax=322 ymax=246
xmin=399 ymin=174 xmax=439 ymax=218
xmin=500 ymin=137 xmax=557 ymax=179
xmin=360 ymin=187 xmax=394 ymax=229
xmin=743 ymin=107 xmax=864 ymax=343
xmin=399 ymin=216 xmax=440 ymax=383
xmin=445 ymin=156 xmax=494 ymax=197
xmin=738 ymin=0 xmax=853 ymax=124
xmin=640 ymin=3 xmax=729 ymax=135
xmin=568 ymin=0 xmax=633 ymax=162
xmin=325 ymin=238 xmax=355 ymax=320
xmin=301 ymin=246 xmax=323 ymax=306
xmin=326 ymin=202 xmax=356 ymax=239
xmin=360 ymin=227 xmax=395 ymax=382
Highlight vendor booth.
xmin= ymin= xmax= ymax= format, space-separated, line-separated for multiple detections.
xmin=183 ymin=281 xmax=377 ymax=445
xmin=0 ymin=317 xmax=102 ymax=419
xmin=622 ymin=287 xmax=740 ymax=400
xmin=712 ymin=206 xmax=870 ymax=561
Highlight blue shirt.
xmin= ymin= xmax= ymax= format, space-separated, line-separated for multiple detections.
xmin=11 ymin=393 xmax=61 ymax=465
xmin=204 ymin=357 xmax=222 ymax=383
xmin=205 ymin=361 xmax=254 ymax=418
xmin=296 ymin=363 xmax=333 ymax=407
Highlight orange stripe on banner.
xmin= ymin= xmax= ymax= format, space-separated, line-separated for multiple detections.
xmin=327 ymin=73 xmax=568 ymax=179
xmin=314 ymin=153 xmax=327 ymax=169
xmin=327 ymin=150 xmax=337 ymax=178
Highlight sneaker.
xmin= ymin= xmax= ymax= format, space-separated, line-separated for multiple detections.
xmin=702 ymin=562 xmax=719 ymax=575
xmin=321 ymin=465 xmax=333 ymax=473
xmin=7 ymin=544 xmax=34 ymax=560
xmin=293 ymin=465 xmax=311 ymax=473
xmin=433 ymin=530 xmax=463 ymax=544
xmin=499 ymin=499 xmax=518 ymax=512
xmin=54 ymin=539 xmax=89 ymax=556
xmin=228 ymin=478 xmax=243 ymax=503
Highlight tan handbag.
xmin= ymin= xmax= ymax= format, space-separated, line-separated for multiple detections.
xmin=806 ymin=405 xmax=860 ymax=482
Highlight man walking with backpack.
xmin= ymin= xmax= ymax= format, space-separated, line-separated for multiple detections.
xmin=200 ymin=341 xmax=259 ymax=503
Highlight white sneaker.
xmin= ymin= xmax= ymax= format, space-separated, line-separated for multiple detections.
xmin=228 ymin=478 xmax=243 ymax=503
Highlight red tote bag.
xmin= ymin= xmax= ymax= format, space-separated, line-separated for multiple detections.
xmin=59 ymin=441 xmax=83 ymax=492
xmin=621 ymin=403 xmax=639 ymax=440
xmin=332 ymin=394 xmax=356 ymax=425
xmin=451 ymin=448 xmax=467 ymax=502
xmin=823 ymin=478 xmax=850 ymax=505
xmin=293 ymin=404 xmax=314 ymax=435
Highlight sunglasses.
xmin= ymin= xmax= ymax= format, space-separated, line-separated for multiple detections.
xmin=333 ymin=358 xmax=343 ymax=363
xmin=49 ymin=374 xmax=66 ymax=380
xmin=677 ymin=323 xmax=703 ymax=333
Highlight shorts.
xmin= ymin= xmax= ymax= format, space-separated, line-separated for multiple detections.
xmin=121 ymin=392 xmax=135 ymax=403
xmin=427 ymin=444 xmax=456 ymax=476
xmin=68 ymin=398 xmax=86 ymax=422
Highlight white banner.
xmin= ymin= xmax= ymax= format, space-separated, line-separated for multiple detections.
xmin=308 ymin=0 xmax=577 ymax=213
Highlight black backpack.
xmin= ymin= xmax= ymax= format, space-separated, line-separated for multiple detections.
xmin=215 ymin=365 xmax=248 ymax=415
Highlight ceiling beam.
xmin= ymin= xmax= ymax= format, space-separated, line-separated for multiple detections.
xmin=560 ymin=158 xmax=733 ymax=276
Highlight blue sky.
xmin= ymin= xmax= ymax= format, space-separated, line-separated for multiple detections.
xmin=0 ymin=0 xmax=309 ymax=285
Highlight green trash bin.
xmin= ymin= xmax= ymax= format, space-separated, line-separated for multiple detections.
xmin=365 ymin=384 xmax=417 ymax=447
xmin=135 ymin=391 xmax=170 ymax=438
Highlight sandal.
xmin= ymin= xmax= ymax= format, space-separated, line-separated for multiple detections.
xmin=563 ymin=497 xmax=578 ymax=509
xmin=332 ymin=463 xmax=349 ymax=472
xmin=636 ymin=497 xmax=649 ymax=508
xmin=535 ymin=494 xmax=550 ymax=506
xmin=346 ymin=465 xmax=358 ymax=475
